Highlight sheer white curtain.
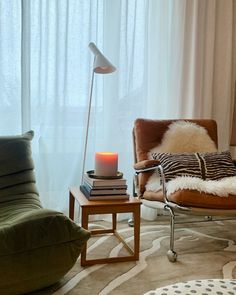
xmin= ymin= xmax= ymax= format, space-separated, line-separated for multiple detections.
xmin=0 ymin=0 xmax=149 ymax=212
xmin=0 ymin=0 xmax=235 ymax=215
xmin=30 ymin=1 xmax=146 ymax=213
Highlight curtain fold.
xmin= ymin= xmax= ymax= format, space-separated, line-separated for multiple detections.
xmin=230 ymin=1 xmax=236 ymax=147
xmin=147 ymin=0 xmax=235 ymax=150
xmin=231 ymin=105 xmax=236 ymax=145
xmin=21 ymin=0 xmax=31 ymax=132
xmin=0 ymin=0 xmax=21 ymax=133
xmin=0 ymin=0 xmax=235 ymax=213
xmin=231 ymin=82 xmax=236 ymax=145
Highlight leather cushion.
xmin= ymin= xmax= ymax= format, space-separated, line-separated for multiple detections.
xmin=151 ymin=151 xmax=236 ymax=181
xmin=143 ymin=189 xmax=236 ymax=209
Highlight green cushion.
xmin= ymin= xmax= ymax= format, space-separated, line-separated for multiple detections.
xmin=0 ymin=131 xmax=91 ymax=294
xmin=0 ymin=130 xmax=38 ymax=200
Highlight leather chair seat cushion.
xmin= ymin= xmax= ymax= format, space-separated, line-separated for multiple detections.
xmin=143 ymin=189 xmax=236 ymax=209
xmin=0 ymin=197 xmax=90 ymax=294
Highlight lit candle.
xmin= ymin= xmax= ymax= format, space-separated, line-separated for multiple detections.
xmin=95 ymin=152 xmax=118 ymax=176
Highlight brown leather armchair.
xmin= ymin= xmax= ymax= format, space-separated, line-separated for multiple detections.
xmin=133 ymin=118 xmax=236 ymax=262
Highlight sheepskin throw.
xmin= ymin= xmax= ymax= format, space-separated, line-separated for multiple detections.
xmin=149 ymin=120 xmax=217 ymax=155
xmin=145 ymin=121 xmax=236 ymax=197
xmin=167 ymin=176 xmax=236 ymax=197
xmin=146 ymin=175 xmax=236 ymax=197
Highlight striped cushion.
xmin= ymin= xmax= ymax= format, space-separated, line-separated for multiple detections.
xmin=152 ymin=151 xmax=236 ymax=182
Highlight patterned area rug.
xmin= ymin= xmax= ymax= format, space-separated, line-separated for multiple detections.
xmin=144 ymin=279 xmax=236 ymax=294
xmin=30 ymin=216 xmax=236 ymax=295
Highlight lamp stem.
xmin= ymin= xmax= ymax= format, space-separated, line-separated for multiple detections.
xmin=81 ymin=69 xmax=95 ymax=184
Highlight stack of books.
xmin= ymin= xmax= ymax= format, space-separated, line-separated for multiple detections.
xmin=80 ymin=173 xmax=129 ymax=201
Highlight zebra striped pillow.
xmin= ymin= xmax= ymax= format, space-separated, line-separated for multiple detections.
xmin=151 ymin=151 xmax=236 ymax=182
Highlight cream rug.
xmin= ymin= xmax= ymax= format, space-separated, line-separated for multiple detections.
xmin=30 ymin=216 xmax=236 ymax=295
xmin=144 ymin=279 xmax=236 ymax=294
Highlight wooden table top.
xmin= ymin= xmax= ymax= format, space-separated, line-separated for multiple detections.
xmin=69 ymin=186 xmax=142 ymax=207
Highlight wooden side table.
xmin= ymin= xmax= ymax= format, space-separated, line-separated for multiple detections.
xmin=69 ymin=187 xmax=142 ymax=266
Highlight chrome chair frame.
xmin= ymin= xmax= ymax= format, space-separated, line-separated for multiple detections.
xmin=134 ymin=164 xmax=236 ymax=262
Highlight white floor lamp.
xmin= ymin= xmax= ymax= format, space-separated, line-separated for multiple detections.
xmin=81 ymin=42 xmax=116 ymax=184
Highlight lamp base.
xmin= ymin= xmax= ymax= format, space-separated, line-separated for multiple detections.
xmin=86 ymin=170 xmax=123 ymax=179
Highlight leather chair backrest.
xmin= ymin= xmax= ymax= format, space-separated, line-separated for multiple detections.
xmin=133 ymin=118 xmax=218 ymax=194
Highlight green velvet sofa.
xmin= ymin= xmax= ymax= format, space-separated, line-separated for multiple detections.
xmin=0 ymin=131 xmax=90 ymax=295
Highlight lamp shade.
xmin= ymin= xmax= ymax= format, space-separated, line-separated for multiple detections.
xmin=89 ymin=42 xmax=116 ymax=74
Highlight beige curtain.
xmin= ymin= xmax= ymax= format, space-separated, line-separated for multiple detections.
xmin=147 ymin=0 xmax=236 ymax=151
xmin=211 ymin=0 xmax=236 ymax=150
xmin=230 ymin=1 xmax=236 ymax=147
xmin=231 ymin=83 xmax=236 ymax=146
xmin=230 ymin=2 xmax=236 ymax=148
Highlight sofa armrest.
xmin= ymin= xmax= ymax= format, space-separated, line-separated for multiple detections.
xmin=133 ymin=159 xmax=160 ymax=171
xmin=133 ymin=159 xmax=169 ymax=204
xmin=133 ymin=159 xmax=160 ymax=197
xmin=134 ymin=160 xmax=160 ymax=175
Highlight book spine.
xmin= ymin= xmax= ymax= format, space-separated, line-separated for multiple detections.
xmin=83 ymin=181 xmax=127 ymax=190
xmin=80 ymin=185 xmax=90 ymax=198
xmin=86 ymin=194 xmax=129 ymax=200
xmin=82 ymin=182 xmax=127 ymax=195
xmin=80 ymin=185 xmax=129 ymax=200
xmin=83 ymin=174 xmax=126 ymax=187
xmin=89 ymin=197 xmax=129 ymax=201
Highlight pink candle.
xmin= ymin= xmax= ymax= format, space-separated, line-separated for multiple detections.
xmin=95 ymin=152 xmax=118 ymax=176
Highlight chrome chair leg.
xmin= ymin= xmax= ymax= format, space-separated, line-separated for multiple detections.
xmin=128 ymin=178 xmax=138 ymax=228
xmin=205 ymin=216 xmax=212 ymax=221
xmin=165 ymin=206 xmax=177 ymax=262
xmin=128 ymin=215 xmax=134 ymax=227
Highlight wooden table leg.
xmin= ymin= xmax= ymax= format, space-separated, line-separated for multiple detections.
xmin=81 ymin=207 xmax=89 ymax=266
xmin=69 ymin=192 xmax=75 ymax=220
xmin=112 ymin=213 xmax=117 ymax=232
xmin=133 ymin=206 xmax=140 ymax=260
xmin=69 ymin=188 xmax=141 ymax=266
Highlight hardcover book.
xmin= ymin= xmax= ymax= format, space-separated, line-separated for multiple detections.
xmin=80 ymin=185 xmax=129 ymax=201
xmin=83 ymin=173 xmax=126 ymax=187
xmin=83 ymin=181 xmax=127 ymax=195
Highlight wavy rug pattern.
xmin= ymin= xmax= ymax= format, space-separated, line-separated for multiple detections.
xmin=31 ymin=217 xmax=236 ymax=295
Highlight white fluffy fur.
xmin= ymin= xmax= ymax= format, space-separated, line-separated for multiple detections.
xmin=146 ymin=173 xmax=162 ymax=192
xmin=167 ymin=176 xmax=236 ymax=197
xmin=149 ymin=121 xmax=217 ymax=156
xmin=146 ymin=121 xmax=218 ymax=192
xmin=146 ymin=175 xmax=236 ymax=197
